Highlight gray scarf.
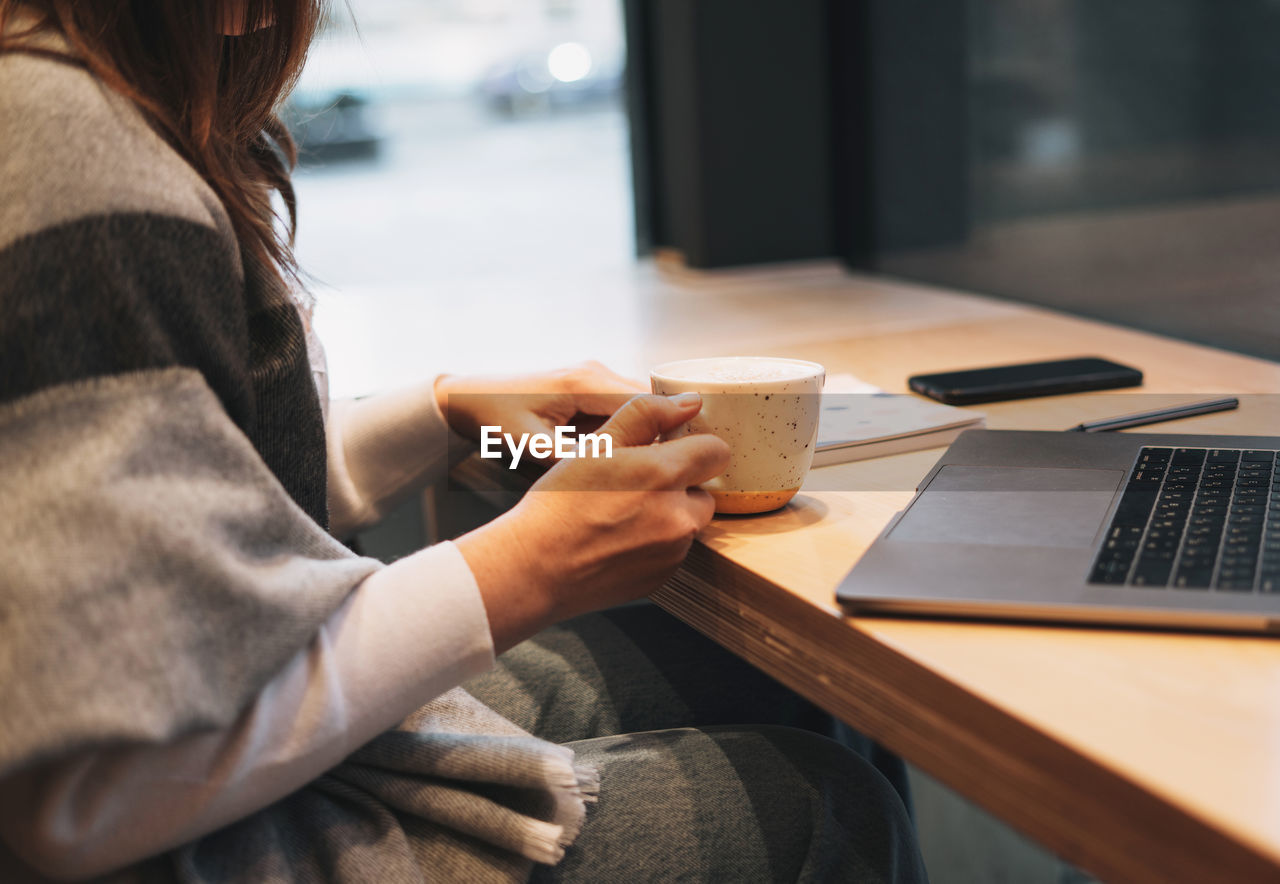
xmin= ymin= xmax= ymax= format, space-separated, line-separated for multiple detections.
xmin=0 ymin=368 xmax=595 ymax=882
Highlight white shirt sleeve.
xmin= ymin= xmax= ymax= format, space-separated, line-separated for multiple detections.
xmin=327 ymin=380 xmax=476 ymax=539
xmin=0 ymin=541 xmax=495 ymax=881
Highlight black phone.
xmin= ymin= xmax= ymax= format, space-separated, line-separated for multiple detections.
xmin=908 ymin=357 xmax=1143 ymax=405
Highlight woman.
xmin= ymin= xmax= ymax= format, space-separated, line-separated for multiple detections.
xmin=0 ymin=2 xmax=926 ymax=881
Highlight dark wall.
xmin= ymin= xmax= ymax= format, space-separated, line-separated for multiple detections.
xmin=627 ymin=0 xmax=966 ymax=269
xmin=627 ymin=0 xmax=1280 ymax=270
xmin=831 ymin=0 xmax=968 ymax=262
xmin=627 ymin=0 xmax=832 ymax=268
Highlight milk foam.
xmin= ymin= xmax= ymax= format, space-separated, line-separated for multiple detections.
xmin=657 ymin=358 xmax=817 ymax=384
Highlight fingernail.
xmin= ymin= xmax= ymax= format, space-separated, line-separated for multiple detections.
xmin=669 ymin=392 xmax=701 ymax=407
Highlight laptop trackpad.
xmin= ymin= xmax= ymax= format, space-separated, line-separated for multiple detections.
xmin=889 ymin=466 xmax=1123 ymax=549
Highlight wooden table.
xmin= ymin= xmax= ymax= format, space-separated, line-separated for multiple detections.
xmin=643 ymin=272 xmax=1280 ymax=884
xmin=320 ymin=260 xmax=1280 ymax=883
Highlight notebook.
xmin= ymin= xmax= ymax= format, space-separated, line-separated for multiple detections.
xmin=814 ymin=373 xmax=985 ymax=466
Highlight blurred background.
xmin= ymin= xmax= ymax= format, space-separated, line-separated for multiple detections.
xmin=879 ymin=0 xmax=1280 ymax=363
xmin=290 ymin=0 xmax=632 ymax=338
xmin=295 ymin=0 xmax=1280 ymax=391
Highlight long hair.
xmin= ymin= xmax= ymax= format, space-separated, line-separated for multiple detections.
xmin=0 ymin=1 xmax=323 ymax=292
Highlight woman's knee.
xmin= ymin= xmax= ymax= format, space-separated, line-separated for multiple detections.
xmin=537 ymin=725 xmax=925 ymax=883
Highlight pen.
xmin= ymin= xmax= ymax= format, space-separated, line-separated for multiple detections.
xmin=1066 ymin=397 xmax=1240 ymax=433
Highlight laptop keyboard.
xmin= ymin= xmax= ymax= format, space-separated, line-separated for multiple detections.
xmin=1089 ymin=447 xmax=1280 ymax=592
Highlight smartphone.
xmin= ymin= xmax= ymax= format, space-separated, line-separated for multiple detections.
xmin=908 ymin=357 xmax=1143 ymax=405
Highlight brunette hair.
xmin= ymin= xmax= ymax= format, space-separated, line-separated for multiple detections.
xmin=0 ymin=1 xmax=324 ymax=291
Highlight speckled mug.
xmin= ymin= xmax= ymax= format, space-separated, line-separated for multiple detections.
xmin=650 ymin=357 xmax=825 ymax=514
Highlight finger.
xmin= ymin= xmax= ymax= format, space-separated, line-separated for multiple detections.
xmin=598 ymin=393 xmax=703 ymax=448
xmin=571 ymin=363 xmax=648 ymax=415
xmin=570 ymin=412 xmax=608 ymax=435
xmin=573 ymin=389 xmax=639 ymax=418
xmin=581 ymin=360 xmax=648 ymax=392
xmin=685 ymin=487 xmax=717 ymax=528
xmin=509 ymin=415 xmax=561 ymax=461
xmin=656 ymin=432 xmax=732 ymax=487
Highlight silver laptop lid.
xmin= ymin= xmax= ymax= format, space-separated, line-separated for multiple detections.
xmin=836 ymin=430 xmax=1280 ymax=634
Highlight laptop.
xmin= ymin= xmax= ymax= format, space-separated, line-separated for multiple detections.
xmin=835 ymin=429 xmax=1280 ymax=634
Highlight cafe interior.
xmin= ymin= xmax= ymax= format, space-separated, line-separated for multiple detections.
xmin=4 ymin=0 xmax=1280 ymax=881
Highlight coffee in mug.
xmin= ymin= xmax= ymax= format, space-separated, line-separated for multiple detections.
xmin=650 ymin=356 xmax=825 ymax=514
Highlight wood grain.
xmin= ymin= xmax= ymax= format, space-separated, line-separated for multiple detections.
xmin=648 ymin=278 xmax=1280 ymax=882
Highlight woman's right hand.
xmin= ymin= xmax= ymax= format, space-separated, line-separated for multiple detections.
xmin=455 ymin=393 xmax=731 ymax=654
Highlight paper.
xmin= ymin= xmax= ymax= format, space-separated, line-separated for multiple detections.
xmin=815 ymin=373 xmax=984 ymax=463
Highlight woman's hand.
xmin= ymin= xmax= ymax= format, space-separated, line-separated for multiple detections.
xmin=455 ymin=393 xmax=731 ymax=653
xmin=434 ymin=362 xmax=645 ymax=459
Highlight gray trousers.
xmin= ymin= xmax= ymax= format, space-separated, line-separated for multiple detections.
xmin=464 ymin=603 xmax=928 ymax=883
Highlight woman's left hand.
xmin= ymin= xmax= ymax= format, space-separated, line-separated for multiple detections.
xmin=434 ymin=361 xmax=646 ymax=460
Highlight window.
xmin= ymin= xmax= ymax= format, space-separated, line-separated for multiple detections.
xmin=290 ymin=0 xmax=632 ymax=392
xmin=874 ymin=0 xmax=1280 ymax=360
